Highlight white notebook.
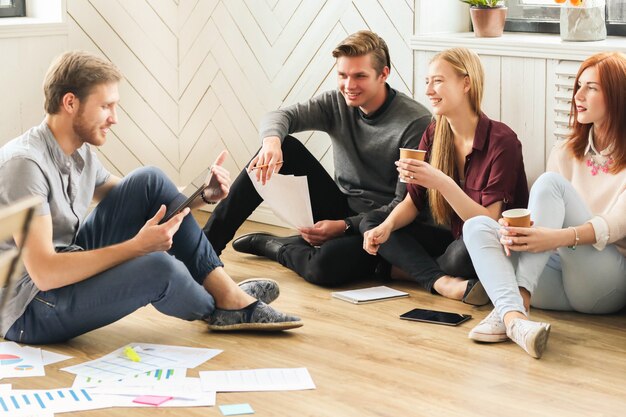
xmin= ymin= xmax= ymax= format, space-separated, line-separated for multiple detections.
xmin=331 ymin=286 xmax=409 ymax=304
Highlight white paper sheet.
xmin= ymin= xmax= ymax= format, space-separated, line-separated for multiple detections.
xmin=90 ymin=377 xmax=216 ymax=408
xmin=0 ymin=342 xmax=45 ymax=378
xmin=199 ymin=368 xmax=316 ymax=392
xmin=21 ymin=346 xmax=72 ymax=366
xmin=61 ymin=344 xmax=221 ymax=381
xmin=247 ymin=171 xmax=314 ymax=229
xmin=11 ymin=412 xmax=53 ymax=417
xmin=72 ymin=368 xmax=187 ymax=388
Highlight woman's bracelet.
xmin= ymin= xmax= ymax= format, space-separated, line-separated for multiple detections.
xmin=568 ymin=226 xmax=579 ymax=250
xmin=201 ymin=189 xmax=216 ymax=205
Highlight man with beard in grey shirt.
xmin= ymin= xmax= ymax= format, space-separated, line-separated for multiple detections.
xmin=0 ymin=51 xmax=302 ymax=344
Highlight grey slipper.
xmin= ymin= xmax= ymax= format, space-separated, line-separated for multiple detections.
xmin=238 ymin=278 xmax=280 ymax=304
xmin=207 ymin=301 xmax=303 ymax=331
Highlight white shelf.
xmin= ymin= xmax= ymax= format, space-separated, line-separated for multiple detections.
xmin=0 ymin=19 xmax=67 ymax=38
xmin=410 ymin=32 xmax=626 ymax=61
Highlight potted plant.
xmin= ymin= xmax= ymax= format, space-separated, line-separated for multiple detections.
xmin=461 ymin=0 xmax=507 ymax=38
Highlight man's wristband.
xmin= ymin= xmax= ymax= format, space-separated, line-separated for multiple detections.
xmin=344 ymin=219 xmax=352 ymax=235
xmin=201 ymin=189 xmax=216 ymax=205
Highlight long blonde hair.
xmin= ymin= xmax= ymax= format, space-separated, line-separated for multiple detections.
xmin=428 ymin=48 xmax=484 ymax=225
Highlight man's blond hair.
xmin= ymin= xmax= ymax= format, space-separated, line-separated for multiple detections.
xmin=43 ymin=51 xmax=122 ymax=114
xmin=332 ymin=30 xmax=391 ymax=75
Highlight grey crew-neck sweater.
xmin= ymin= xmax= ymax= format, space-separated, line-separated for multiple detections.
xmin=259 ymin=86 xmax=431 ymax=229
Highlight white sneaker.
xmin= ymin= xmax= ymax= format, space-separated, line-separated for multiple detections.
xmin=468 ymin=309 xmax=508 ymax=343
xmin=506 ymin=318 xmax=551 ymax=359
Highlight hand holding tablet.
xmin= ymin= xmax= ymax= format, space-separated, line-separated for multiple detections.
xmin=161 ymin=150 xmax=229 ymax=224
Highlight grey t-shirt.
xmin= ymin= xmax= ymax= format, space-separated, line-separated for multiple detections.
xmin=259 ymin=86 xmax=431 ymax=229
xmin=0 ymin=121 xmax=110 ymax=337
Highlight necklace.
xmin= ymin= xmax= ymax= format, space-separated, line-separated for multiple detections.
xmin=586 ymin=153 xmax=613 ymax=176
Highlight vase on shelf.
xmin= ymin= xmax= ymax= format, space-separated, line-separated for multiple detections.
xmin=470 ymin=6 xmax=508 ymax=37
xmin=559 ymin=0 xmax=607 ymax=42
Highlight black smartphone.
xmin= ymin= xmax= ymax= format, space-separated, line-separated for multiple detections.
xmin=400 ymin=308 xmax=471 ymax=326
xmin=161 ymin=171 xmax=213 ymax=224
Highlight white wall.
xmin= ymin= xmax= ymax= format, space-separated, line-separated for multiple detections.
xmin=0 ymin=35 xmax=66 ymax=141
xmin=1 ymin=0 xmax=422 ymax=225
xmin=0 ymin=0 xmax=67 ymax=142
xmin=63 ymin=0 xmax=420 ymax=189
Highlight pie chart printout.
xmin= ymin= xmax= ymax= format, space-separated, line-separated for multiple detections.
xmin=0 ymin=354 xmax=23 ymax=366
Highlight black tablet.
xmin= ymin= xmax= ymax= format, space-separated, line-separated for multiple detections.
xmin=400 ymin=308 xmax=471 ymax=326
xmin=161 ymin=171 xmax=212 ymax=224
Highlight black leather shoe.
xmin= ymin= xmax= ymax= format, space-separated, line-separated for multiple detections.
xmin=232 ymin=233 xmax=293 ymax=261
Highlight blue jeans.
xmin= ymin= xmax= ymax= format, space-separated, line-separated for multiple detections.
xmin=6 ymin=167 xmax=223 ymax=344
xmin=463 ymin=172 xmax=626 ymax=319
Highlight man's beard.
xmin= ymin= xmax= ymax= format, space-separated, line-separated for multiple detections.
xmin=72 ymin=109 xmax=100 ymax=145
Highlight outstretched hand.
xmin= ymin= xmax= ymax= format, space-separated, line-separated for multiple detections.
xmin=203 ymin=150 xmax=231 ymax=203
xmin=133 ymin=205 xmax=189 ymax=254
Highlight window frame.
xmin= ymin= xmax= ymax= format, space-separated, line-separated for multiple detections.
xmin=0 ymin=0 xmax=26 ymax=18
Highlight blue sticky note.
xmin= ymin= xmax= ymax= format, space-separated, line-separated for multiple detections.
xmin=219 ymin=403 xmax=255 ymax=415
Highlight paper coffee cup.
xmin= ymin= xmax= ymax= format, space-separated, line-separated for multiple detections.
xmin=399 ymin=148 xmax=426 ymax=161
xmin=502 ymin=208 xmax=531 ymax=227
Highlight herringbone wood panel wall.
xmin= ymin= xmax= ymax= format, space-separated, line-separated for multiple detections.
xmin=67 ymin=0 xmax=416 ymax=186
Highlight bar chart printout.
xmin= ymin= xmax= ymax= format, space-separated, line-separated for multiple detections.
xmin=61 ymin=343 xmax=222 ymax=381
xmin=0 ymin=388 xmax=103 ymax=414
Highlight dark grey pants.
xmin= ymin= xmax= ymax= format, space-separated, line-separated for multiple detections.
xmin=360 ymin=210 xmax=477 ymax=293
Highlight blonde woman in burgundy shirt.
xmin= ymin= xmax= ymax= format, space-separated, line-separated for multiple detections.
xmin=361 ymin=48 xmax=528 ymax=305
xmin=464 ymin=52 xmax=626 ymax=359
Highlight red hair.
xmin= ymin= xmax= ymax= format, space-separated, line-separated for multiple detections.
xmin=567 ymin=52 xmax=626 ymax=173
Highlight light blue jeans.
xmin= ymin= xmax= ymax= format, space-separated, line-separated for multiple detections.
xmin=463 ymin=172 xmax=626 ymax=319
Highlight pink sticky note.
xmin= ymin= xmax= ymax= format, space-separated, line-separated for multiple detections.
xmin=132 ymin=395 xmax=173 ymax=406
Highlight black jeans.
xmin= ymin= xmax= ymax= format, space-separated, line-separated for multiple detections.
xmin=360 ymin=210 xmax=477 ymax=293
xmin=203 ymin=136 xmax=379 ymax=286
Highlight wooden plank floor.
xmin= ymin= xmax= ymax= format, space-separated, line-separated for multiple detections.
xmin=4 ymin=212 xmax=626 ymax=416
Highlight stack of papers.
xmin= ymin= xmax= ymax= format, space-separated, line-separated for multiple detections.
xmin=0 ymin=342 xmax=317 ymax=414
xmin=247 ymin=171 xmax=314 ymax=229
xmin=331 ymin=286 xmax=409 ymax=304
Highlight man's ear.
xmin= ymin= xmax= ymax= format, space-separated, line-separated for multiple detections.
xmin=61 ymin=92 xmax=79 ymax=115
xmin=379 ymin=66 xmax=390 ymax=82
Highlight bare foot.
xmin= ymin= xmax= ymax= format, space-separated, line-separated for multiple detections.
xmin=202 ymin=267 xmax=256 ymax=310
xmin=433 ymin=276 xmax=468 ymax=300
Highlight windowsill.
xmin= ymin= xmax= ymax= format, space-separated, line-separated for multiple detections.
xmin=410 ymin=32 xmax=626 ymax=61
xmin=0 ymin=16 xmax=67 ymax=39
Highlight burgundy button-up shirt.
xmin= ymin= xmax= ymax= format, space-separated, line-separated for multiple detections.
xmin=407 ymin=113 xmax=529 ymax=239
